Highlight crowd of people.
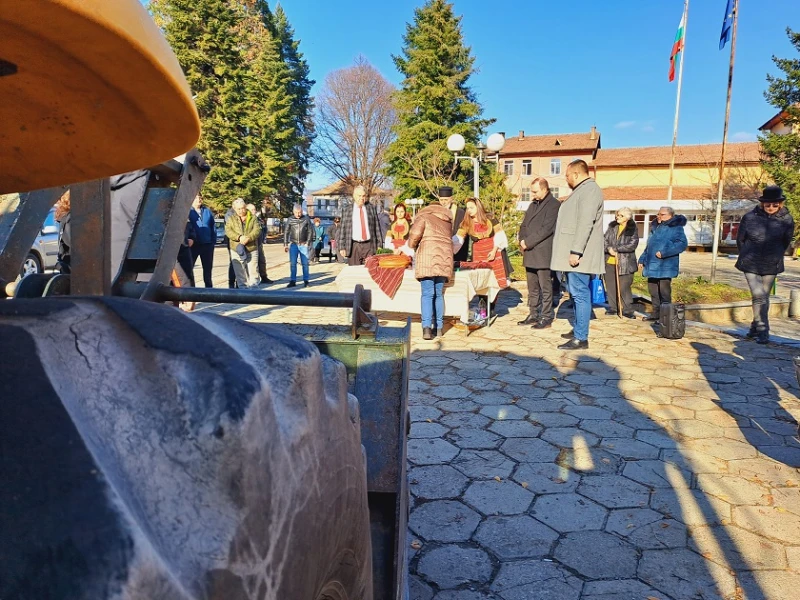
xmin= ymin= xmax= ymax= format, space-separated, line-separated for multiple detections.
xmin=73 ymin=170 xmax=790 ymax=342
xmin=324 ymin=162 xmax=793 ymax=349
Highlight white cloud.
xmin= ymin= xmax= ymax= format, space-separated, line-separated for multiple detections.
xmin=731 ymin=131 xmax=757 ymax=142
xmin=614 ymin=120 xmax=637 ymax=129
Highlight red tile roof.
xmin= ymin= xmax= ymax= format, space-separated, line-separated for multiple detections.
xmin=499 ymin=131 xmax=601 ymax=156
xmin=593 ymin=142 xmax=761 ymax=168
xmin=600 ymin=186 xmax=715 ymax=201
xmin=759 ymin=103 xmax=799 ymax=130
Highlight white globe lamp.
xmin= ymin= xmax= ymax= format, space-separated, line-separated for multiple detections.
xmin=446 ymin=133 xmax=466 ymax=153
xmin=486 ymin=132 xmax=505 ymax=153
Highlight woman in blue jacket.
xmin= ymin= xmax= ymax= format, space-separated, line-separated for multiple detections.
xmin=638 ymin=206 xmax=688 ymax=321
xmin=735 ymin=186 xmax=794 ymax=344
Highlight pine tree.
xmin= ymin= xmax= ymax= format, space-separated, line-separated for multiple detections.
xmin=760 ymin=27 xmax=800 ymax=229
xmin=270 ymin=4 xmax=315 ymax=211
xmin=150 ymin=0 xmax=252 ymax=211
xmin=385 ymin=0 xmax=493 ymax=202
xmin=241 ymin=1 xmax=295 ymax=203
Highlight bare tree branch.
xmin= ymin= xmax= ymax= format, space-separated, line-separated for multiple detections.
xmin=314 ymin=56 xmax=397 ymax=198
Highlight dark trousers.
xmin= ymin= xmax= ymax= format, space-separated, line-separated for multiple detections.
xmin=605 ymin=264 xmax=634 ymax=315
xmin=525 ymin=267 xmax=554 ymax=321
xmin=177 ymin=246 xmax=195 ymax=287
xmin=191 ymin=243 xmax=215 ymax=288
xmin=257 ymin=242 xmax=268 ymax=280
xmin=647 ymin=277 xmax=672 ymax=318
xmin=348 ymin=240 xmax=373 ymax=266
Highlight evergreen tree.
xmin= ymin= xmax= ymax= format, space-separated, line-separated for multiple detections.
xmin=270 ymin=4 xmax=315 ymax=210
xmin=760 ymin=27 xmax=800 ymax=229
xmin=385 ymin=0 xmax=493 ymax=202
xmin=150 ymin=0 xmax=251 ymax=211
xmin=241 ymin=1 xmax=295 ymax=203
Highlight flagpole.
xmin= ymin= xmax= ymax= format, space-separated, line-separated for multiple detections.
xmin=710 ymin=0 xmax=738 ymax=284
xmin=667 ymin=0 xmax=689 ymax=204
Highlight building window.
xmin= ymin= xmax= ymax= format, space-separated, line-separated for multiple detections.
xmin=520 ymin=187 xmax=530 ymax=202
xmin=551 ymin=187 xmax=560 ymax=199
xmin=550 ymin=159 xmax=561 ymax=176
xmin=503 ymin=160 xmax=514 ymax=176
xmin=522 ymin=160 xmax=532 ymax=176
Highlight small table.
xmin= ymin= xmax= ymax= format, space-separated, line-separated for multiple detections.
xmin=335 ymin=266 xmax=499 ymax=323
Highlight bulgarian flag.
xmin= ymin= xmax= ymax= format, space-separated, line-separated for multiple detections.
xmin=669 ymin=9 xmax=686 ymax=82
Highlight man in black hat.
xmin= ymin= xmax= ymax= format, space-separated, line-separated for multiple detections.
xmin=438 ymin=186 xmax=469 ymax=262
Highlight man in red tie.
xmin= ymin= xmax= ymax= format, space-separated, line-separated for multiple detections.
xmin=338 ymin=185 xmax=381 ymax=265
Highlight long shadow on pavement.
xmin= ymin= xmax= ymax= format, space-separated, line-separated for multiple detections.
xmin=691 ymin=340 xmax=800 ymax=468
xmin=407 ymin=349 xmax=775 ymax=600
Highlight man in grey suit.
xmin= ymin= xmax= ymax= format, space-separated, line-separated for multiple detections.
xmin=517 ymin=177 xmax=560 ymax=329
xmin=550 ymin=160 xmax=605 ymax=350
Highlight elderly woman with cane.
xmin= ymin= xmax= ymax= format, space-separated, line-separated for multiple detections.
xmin=604 ymin=207 xmax=639 ymax=318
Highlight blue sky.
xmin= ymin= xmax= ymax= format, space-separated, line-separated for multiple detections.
xmin=277 ymin=0 xmax=797 ymax=191
xmin=142 ymin=1 xmax=798 ymax=191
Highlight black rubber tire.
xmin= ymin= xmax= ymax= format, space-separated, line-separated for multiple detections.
xmin=0 ymin=297 xmax=373 ymax=600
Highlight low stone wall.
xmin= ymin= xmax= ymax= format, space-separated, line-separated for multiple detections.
xmin=633 ymin=296 xmax=790 ymax=325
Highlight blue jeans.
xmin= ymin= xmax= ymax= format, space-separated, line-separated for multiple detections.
xmin=420 ymin=277 xmax=446 ymax=329
xmin=567 ymin=272 xmax=591 ymax=341
xmin=289 ymin=243 xmax=309 ymax=283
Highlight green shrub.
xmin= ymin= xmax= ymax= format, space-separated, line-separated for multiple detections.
xmin=631 ymin=273 xmax=750 ymax=304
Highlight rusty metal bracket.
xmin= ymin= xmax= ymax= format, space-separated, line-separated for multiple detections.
xmin=352 ymin=284 xmax=377 ymax=339
xmin=70 ymin=179 xmax=111 ymax=296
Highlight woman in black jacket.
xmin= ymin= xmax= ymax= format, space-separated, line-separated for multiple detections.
xmin=735 ymin=185 xmax=795 ymax=343
xmin=604 ymin=207 xmax=639 ymax=318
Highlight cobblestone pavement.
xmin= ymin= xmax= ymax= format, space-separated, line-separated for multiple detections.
xmin=197 ymin=261 xmax=800 ymax=600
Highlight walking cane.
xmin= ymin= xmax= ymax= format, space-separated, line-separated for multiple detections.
xmin=614 ymin=260 xmax=622 ymax=319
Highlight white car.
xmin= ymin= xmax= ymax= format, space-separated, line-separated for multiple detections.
xmin=21 ymin=209 xmax=60 ymax=277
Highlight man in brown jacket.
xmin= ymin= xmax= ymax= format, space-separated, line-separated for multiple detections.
xmin=407 ymin=200 xmax=454 ymax=340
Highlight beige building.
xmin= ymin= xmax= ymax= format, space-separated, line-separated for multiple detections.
xmin=498 ymin=128 xmax=765 ymax=247
xmin=594 ymin=142 xmax=763 ymax=246
xmin=759 ymin=104 xmax=799 ymax=136
xmin=308 ymin=180 xmax=395 ymax=220
xmin=497 ymin=127 xmax=601 ymax=202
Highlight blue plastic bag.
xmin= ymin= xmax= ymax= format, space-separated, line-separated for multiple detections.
xmin=590 ymin=276 xmax=607 ymax=305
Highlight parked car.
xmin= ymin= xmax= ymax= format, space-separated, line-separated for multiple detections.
xmin=21 ymin=208 xmax=59 ymax=277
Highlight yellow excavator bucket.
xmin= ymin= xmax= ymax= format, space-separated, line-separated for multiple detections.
xmin=0 ymin=0 xmax=201 ymax=193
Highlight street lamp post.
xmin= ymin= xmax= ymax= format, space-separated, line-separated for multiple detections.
xmin=446 ymin=133 xmax=506 ymax=199
xmin=405 ymin=197 xmax=424 ymax=217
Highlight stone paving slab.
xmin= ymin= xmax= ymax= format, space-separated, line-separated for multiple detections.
xmin=197 ymin=261 xmax=800 ymax=600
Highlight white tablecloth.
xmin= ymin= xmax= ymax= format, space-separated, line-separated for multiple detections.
xmin=335 ymin=266 xmax=499 ymax=322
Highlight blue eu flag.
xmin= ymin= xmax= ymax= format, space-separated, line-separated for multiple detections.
xmin=720 ymin=0 xmax=734 ymax=50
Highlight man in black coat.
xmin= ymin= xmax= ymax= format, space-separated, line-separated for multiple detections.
xmin=517 ymin=178 xmax=560 ymax=328
xmin=437 ymin=186 xmax=469 ymax=263
xmin=338 ymin=185 xmax=382 ymax=265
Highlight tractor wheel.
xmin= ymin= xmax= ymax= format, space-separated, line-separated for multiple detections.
xmin=0 ymin=297 xmax=373 ymax=600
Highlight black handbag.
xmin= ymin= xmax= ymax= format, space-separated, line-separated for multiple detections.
xmin=658 ymin=303 xmax=685 ymax=339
